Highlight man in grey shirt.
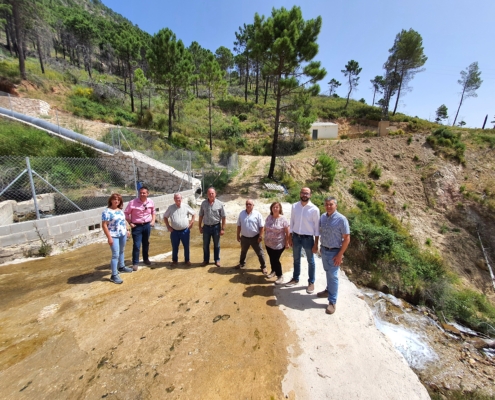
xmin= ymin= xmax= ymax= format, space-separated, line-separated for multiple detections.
xmin=198 ymin=187 xmax=226 ymax=267
xmin=236 ymin=199 xmax=267 ymax=274
xmin=163 ymin=193 xmax=196 ymax=266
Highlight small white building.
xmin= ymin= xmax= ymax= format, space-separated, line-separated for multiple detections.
xmin=309 ymin=122 xmax=338 ymax=140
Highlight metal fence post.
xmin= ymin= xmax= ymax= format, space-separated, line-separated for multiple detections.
xmin=55 ymin=109 xmax=61 ymax=134
xmin=8 ymin=93 xmax=13 ymax=116
xmin=25 ymin=157 xmax=40 ymax=220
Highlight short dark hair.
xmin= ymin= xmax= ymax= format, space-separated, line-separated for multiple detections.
xmin=108 ymin=193 xmax=124 ymax=209
xmin=270 ymin=201 xmax=284 ymax=215
xmin=139 ymin=186 xmax=149 ymax=193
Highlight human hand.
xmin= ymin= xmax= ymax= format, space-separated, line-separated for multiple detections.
xmin=333 ymin=254 xmax=343 ymax=267
xmin=167 ymin=226 xmax=173 ymax=233
xmin=108 ymin=238 xmax=113 ymax=245
xmin=312 ymin=244 xmax=318 ymax=254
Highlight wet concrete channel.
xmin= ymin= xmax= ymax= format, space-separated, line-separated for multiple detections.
xmin=0 ymin=225 xmax=296 ymax=399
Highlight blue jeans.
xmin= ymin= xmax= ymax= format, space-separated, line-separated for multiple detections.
xmin=292 ymin=234 xmax=316 ymax=283
xmin=131 ymin=223 xmax=151 ymax=265
xmin=321 ymin=247 xmax=340 ymax=304
xmin=203 ymin=224 xmax=220 ymax=263
xmin=171 ymin=228 xmax=190 ymax=262
xmin=110 ymin=235 xmax=127 ymax=276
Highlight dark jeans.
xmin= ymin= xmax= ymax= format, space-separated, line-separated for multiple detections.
xmin=170 ymin=228 xmax=190 ymax=262
xmin=266 ymin=246 xmax=285 ymax=277
xmin=239 ymin=235 xmax=266 ymax=269
xmin=131 ymin=223 xmax=151 ymax=265
xmin=203 ymin=224 xmax=221 ymax=263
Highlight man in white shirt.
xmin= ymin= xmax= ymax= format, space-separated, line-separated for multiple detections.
xmin=236 ymin=199 xmax=267 ymax=274
xmin=163 ymin=193 xmax=196 ymax=266
xmin=286 ymin=187 xmax=320 ymax=294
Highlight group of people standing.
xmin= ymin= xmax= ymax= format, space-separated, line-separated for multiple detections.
xmin=101 ymin=186 xmax=350 ymax=315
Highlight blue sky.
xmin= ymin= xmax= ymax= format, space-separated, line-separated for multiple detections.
xmin=102 ymin=0 xmax=495 ymax=128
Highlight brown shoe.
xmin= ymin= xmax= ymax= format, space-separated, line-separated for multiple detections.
xmin=215 ymin=262 xmax=221 ymax=268
xmin=306 ymin=283 xmax=315 ymax=294
xmin=171 ymin=261 xmax=178 ymax=266
xmin=132 ymin=265 xmax=139 ymax=271
xmin=326 ymin=303 xmax=336 ymax=315
xmin=185 ymin=261 xmax=191 ymax=266
xmin=317 ymin=289 xmax=329 ymax=298
xmin=144 ymin=260 xmax=152 ymax=266
xmin=285 ymin=279 xmax=299 ymax=287
xmin=262 ymin=268 xmax=268 ymax=275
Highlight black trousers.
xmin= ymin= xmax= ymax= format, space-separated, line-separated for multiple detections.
xmin=266 ymin=246 xmax=285 ymax=277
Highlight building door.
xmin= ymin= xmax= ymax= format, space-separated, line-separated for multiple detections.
xmin=312 ymin=129 xmax=318 ymax=140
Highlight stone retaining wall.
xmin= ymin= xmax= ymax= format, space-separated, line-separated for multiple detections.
xmin=100 ymin=151 xmax=201 ymax=193
xmin=0 ymin=97 xmax=50 ymax=117
xmin=0 ymin=190 xmax=197 ymax=264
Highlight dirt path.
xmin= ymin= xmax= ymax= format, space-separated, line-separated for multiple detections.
xmin=221 ymin=155 xmax=272 ymax=202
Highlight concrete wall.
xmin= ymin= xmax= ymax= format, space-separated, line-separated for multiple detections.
xmin=0 ymin=190 xmax=197 ymax=264
xmin=310 ymin=123 xmax=338 ymax=139
xmin=0 ymin=200 xmax=15 ymax=226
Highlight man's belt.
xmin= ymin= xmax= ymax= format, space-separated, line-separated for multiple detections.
xmin=322 ymin=246 xmax=340 ymax=251
xmin=292 ymin=232 xmax=312 ymax=238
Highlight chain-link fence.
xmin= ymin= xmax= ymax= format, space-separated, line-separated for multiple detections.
xmin=0 ymin=156 xmax=141 ymax=223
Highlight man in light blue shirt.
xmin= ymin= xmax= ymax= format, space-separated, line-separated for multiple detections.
xmin=318 ymin=196 xmax=350 ymax=315
xmin=236 ymin=199 xmax=267 ymax=274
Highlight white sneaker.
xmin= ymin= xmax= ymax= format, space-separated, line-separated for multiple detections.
xmin=275 ymin=276 xmax=284 ymax=285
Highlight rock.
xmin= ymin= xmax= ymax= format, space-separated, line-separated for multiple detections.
xmin=442 ymin=323 xmax=461 ymax=335
xmin=475 ymin=259 xmax=489 ymax=271
xmin=469 ymin=358 xmax=476 ymax=365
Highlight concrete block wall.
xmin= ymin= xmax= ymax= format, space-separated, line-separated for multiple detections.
xmin=0 ymin=189 xmax=196 ymax=264
xmin=100 ymin=151 xmax=201 ymax=193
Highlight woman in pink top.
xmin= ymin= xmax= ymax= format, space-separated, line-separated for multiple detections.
xmin=264 ymin=202 xmax=290 ymax=284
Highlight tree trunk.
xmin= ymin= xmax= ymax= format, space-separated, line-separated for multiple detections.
xmin=268 ymin=82 xmax=282 ymax=179
xmin=5 ymin=24 xmax=12 ymax=55
xmin=168 ymin=86 xmax=173 ymax=139
xmin=209 ymin=89 xmax=212 ymax=150
xmin=344 ymin=74 xmax=352 ymax=109
xmin=127 ymin=59 xmax=135 ymax=112
xmin=452 ymin=87 xmax=466 ymax=127
xmin=372 ymin=89 xmax=376 ymax=107
xmin=244 ymin=53 xmax=249 ymax=102
xmin=392 ymin=71 xmax=404 ymax=116
xmin=264 ymin=76 xmax=269 ymax=105
xmin=255 ymin=61 xmax=259 ymax=104
xmin=36 ymin=33 xmax=45 ymax=74
xmin=12 ymin=1 xmax=26 ymax=80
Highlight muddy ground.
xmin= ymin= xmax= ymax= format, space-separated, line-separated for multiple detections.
xmin=0 ymin=226 xmax=297 ymax=399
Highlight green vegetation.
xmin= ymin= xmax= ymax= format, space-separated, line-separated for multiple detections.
xmin=346 ymin=179 xmax=495 ymax=335
xmin=312 ymin=154 xmax=337 ymax=189
xmin=0 ymin=119 xmax=96 ymax=158
xmin=426 ymin=127 xmax=466 ymax=164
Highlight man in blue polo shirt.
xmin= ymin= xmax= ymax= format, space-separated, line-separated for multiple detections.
xmin=317 ymin=196 xmax=350 ymax=315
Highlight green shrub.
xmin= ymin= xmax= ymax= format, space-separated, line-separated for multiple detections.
xmin=365 ymin=148 xmax=371 ymax=153
xmin=369 ymin=164 xmax=382 ymax=179
xmin=237 ymin=113 xmax=248 ymax=121
xmin=350 ymin=180 xmax=373 ymax=205
xmin=381 ymin=180 xmax=393 ymax=190
xmin=426 ymin=127 xmax=466 ymax=164
xmin=312 ymin=154 xmax=337 ymax=189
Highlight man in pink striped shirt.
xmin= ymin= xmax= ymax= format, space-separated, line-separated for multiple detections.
xmin=125 ymin=186 xmax=156 ymax=270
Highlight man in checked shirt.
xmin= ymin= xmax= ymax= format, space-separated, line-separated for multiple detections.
xmin=286 ymin=187 xmax=320 ymax=294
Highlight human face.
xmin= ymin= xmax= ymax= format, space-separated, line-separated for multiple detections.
xmin=110 ymin=197 xmax=120 ymax=209
xmin=245 ymin=201 xmax=254 ymax=212
xmin=300 ymin=188 xmax=311 ymax=203
xmin=139 ymin=189 xmax=148 ymax=202
xmin=272 ymin=203 xmax=281 ymax=216
xmin=325 ymin=200 xmax=337 ymax=215
xmin=174 ymin=195 xmax=182 ymax=207
xmin=207 ymin=189 xmax=216 ymax=202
